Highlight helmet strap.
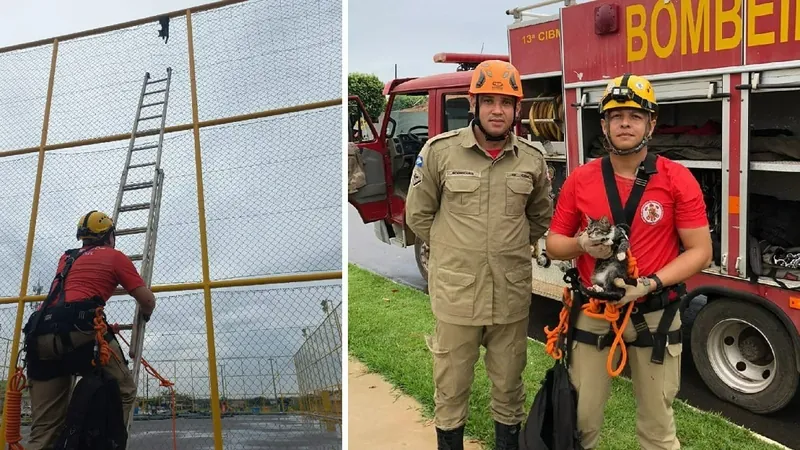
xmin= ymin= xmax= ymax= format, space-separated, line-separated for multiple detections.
xmin=601 ymin=114 xmax=652 ymax=156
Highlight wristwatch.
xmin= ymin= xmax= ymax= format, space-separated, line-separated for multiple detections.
xmin=647 ymin=274 xmax=664 ymax=292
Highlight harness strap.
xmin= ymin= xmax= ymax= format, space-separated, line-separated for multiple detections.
xmin=601 ymin=152 xmax=658 ymax=228
xmin=572 ymin=327 xmax=682 ymax=353
xmin=627 ymin=301 xmax=682 ymax=362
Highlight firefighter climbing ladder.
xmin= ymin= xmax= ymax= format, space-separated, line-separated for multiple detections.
xmin=112 ymin=67 xmax=172 ymax=438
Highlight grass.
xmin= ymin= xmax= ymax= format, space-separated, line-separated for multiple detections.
xmin=347 ymin=263 xmax=786 ymax=450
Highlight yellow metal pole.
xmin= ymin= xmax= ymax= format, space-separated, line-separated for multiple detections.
xmin=0 ymin=270 xmax=342 ymax=305
xmin=0 ymin=98 xmax=340 ymax=158
xmin=0 ymin=38 xmax=58 ymax=449
xmin=186 ymin=10 xmax=224 ymax=450
xmin=0 ymin=0 xmax=249 ymax=55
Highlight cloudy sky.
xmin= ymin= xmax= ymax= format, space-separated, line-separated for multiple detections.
xmin=348 ymin=0 xmax=562 ymax=83
xmin=0 ymin=0 xmax=342 ymax=401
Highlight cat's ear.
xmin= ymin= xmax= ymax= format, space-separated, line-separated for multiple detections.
xmin=585 ymin=214 xmax=595 ymax=225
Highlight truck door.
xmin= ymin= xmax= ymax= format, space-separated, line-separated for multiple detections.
xmin=348 ymin=95 xmax=391 ymax=223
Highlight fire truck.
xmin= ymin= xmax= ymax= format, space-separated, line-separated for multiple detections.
xmin=348 ymin=0 xmax=800 ymax=415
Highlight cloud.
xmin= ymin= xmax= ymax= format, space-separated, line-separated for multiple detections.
xmin=348 ymin=0 xmax=562 ymax=83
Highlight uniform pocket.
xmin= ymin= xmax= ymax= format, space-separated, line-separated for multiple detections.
xmin=663 ymin=342 xmax=683 ymax=403
xmin=444 ymin=177 xmax=481 ymax=216
xmin=505 ymin=176 xmax=533 ymax=216
xmin=504 ymin=264 xmax=532 ymax=315
xmin=435 ymin=267 xmax=476 ymax=317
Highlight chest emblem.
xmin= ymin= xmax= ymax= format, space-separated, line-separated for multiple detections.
xmin=640 ymin=200 xmax=663 ymax=225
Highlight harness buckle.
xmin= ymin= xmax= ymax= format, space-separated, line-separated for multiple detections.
xmin=596 ymin=333 xmax=613 ymax=351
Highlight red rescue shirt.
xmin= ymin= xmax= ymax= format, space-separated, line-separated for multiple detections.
xmin=44 ymin=246 xmax=146 ymax=306
xmin=549 ymin=156 xmax=708 ymax=286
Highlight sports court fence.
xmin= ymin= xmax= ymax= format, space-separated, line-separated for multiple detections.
xmin=0 ymin=0 xmax=343 ymax=448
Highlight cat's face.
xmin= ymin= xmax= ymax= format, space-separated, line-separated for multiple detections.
xmin=586 ymin=216 xmax=614 ymax=242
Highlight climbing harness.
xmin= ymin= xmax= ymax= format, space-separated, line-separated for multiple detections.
xmin=544 ymin=153 xmax=686 ymax=376
xmin=5 ymin=246 xmax=177 ymax=450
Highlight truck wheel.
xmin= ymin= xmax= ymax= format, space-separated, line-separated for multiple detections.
xmin=690 ymin=298 xmax=799 ymax=414
xmin=414 ymin=236 xmax=429 ymax=283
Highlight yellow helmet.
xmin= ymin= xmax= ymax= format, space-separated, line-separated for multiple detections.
xmin=599 ymin=74 xmax=657 ymax=115
xmin=76 ymin=210 xmax=115 ymax=241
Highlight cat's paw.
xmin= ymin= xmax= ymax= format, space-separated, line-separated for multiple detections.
xmin=616 ymin=252 xmax=626 ymax=261
xmin=590 ymin=284 xmax=604 ymax=293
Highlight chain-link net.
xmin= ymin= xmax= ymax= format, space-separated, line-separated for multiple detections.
xmin=0 ymin=0 xmax=342 ymax=449
xmin=294 ymin=301 xmax=342 ymax=421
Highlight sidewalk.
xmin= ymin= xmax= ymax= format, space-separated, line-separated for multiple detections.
xmin=347 ymin=357 xmax=484 ymax=449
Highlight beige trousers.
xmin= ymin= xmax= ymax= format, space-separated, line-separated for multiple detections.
xmin=27 ymin=330 xmax=137 ymax=450
xmin=569 ymin=308 xmax=683 ymax=450
xmin=426 ymin=317 xmax=529 ymax=430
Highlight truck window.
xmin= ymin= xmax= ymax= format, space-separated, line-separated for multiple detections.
xmin=443 ymin=94 xmax=471 ymax=131
xmin=388 ymin=93 xmax=428 ymax=137
xmin=385 ymin=93 xmax=428 ymax=200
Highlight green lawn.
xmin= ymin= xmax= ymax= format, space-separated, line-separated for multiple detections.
xmin=347 ymin=263 xmax=785 ymax=450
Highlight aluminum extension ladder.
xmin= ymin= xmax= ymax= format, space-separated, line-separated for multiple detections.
xmin=111 ymin=67 xmax=171 ymax=439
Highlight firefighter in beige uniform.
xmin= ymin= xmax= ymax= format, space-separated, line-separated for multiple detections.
xmin=405 ymin=60 xmax=553 ymax=450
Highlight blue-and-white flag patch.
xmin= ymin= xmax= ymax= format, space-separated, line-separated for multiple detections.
xmin=415 ymin=155 xmax=423 ymax=167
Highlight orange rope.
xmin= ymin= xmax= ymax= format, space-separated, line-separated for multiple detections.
xmin=111 ymin=323 xmax=177 ymax=450
xmin=5 ymin=367 xmax=27 ymax=450
xmin=92 ymin=307 xmax=120 ymax=367
xmin=544 ymin=249 xmax=640 ymax=377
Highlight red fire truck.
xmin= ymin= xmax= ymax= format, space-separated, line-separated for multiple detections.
xmin=348 ymin=0 xmax=800 ymax=415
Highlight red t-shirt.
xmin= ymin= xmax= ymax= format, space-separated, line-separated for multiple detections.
xmin=44 ymin=246 xmax=146 ymax=306
xmin=549 ymin=156 xmax=708 ymax=286
xmin=487 ymin=148 xmax=502 ymax=159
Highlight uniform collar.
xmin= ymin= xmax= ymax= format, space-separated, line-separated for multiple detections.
xmin=460 ymin=124 xmax=520 ymax=158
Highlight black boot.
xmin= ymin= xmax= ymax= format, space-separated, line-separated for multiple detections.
xmin=436 ymin=425 xmax=465 ymax=450
xmin=495 ymin=421 xmax=521 ymax=450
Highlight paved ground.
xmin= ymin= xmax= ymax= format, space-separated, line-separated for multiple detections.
xmin=19 ymin=414 xmax=341 ymax=449
xmin=347 ymin=204 xmax=800 ymax=450
xmin=348 ymin=357 xmax=483 ymax=449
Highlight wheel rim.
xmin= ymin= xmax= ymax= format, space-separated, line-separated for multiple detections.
xmin=419 ymin=241 xmax=429 ymax=274
xmin=706 ymin=318 xmax=776 ymax=394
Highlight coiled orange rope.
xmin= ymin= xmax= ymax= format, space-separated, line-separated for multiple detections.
xmin=92 ymin=307 xmax=120 ymax=367
xmin=544 ymin=249 xmax=639 ymax=377
xmin=5 ymin=367 xmax=28 ymax=450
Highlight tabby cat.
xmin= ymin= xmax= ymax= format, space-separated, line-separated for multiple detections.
xmin=584 ymin=216 xmax=634 ymax=298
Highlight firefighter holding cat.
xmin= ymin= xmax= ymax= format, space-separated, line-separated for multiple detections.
xmin=405 ymin=59 xmax=553 ymax=450
xmin=544 ymin=74 xmax=713 ymax=450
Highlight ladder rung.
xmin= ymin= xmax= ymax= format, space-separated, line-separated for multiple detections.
xmin=128 ymin=254 xmax=143 ymax=262
xmin=116 ymin=227 xmax=148 ymax=236
xmin=119 ymin=203 xmax=151 ymax=212
xmin=123 ymin=182 xmax=154 ymax=191
xmin=138 ymin=114 xmax=163 ymax=121
xmin=145 ymin=89 xmax=166 ymax=96
xmin=132 ymin=144 xmax=159 ymax=152
xmin=142 ymin=101 xmax=165 ymax=108
xmin=147 ymin=77 xmax=168 ymax=85
xmin=128 ymin=161 xmax=156 ymax=169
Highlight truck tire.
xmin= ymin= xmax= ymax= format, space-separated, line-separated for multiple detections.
xmin=414 ymin=236 xmax=429 ymax=283
xmin=690 ymin=298 xmax=799 ymax=414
